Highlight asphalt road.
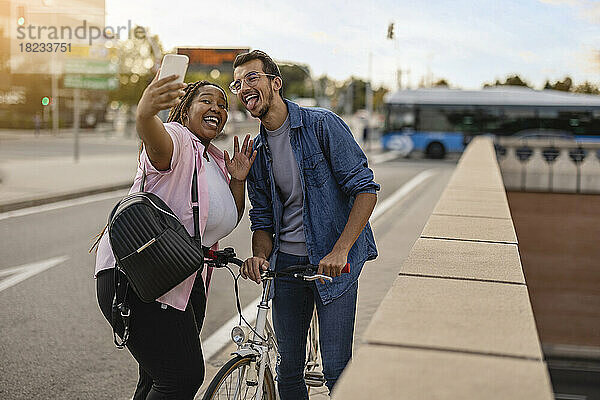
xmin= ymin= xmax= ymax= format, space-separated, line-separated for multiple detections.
xmin=0 ymin=156 xmax=456 ymax=399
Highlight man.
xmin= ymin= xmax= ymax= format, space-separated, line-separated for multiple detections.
xmin=232 ymin=50 xmax=379 ymax=399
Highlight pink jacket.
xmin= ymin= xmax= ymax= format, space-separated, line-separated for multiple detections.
xmin=95 ymin=122 xmax=230 ymax=310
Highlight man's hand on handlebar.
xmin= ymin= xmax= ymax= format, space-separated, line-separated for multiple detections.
xmin=241 ymin=256 xmax=269 ymax=284
xmin=318 ymin=248 xmax=349 ymax=284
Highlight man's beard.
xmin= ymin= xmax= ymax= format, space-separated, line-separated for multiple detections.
xmin=254 ymin=89 xmax=273 ymax=119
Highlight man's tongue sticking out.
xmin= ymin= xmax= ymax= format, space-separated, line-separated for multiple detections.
xmin=247 ymin=95 xmax=259 ymax=111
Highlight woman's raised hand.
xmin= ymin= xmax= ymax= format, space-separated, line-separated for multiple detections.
xmin=225 ymin=134 xmax=257 ymax=181
xmin=136 ymin=69 xmax=187 ymax=120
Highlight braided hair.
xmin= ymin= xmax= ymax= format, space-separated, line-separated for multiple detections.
xmin=167 ymin=80 xmax=229 ymax=125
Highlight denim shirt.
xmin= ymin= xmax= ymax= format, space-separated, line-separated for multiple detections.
xmin=247 ymin=100 xmax=380 ymax=304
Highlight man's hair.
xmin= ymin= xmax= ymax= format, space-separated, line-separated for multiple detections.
xmin=233 ymin=50 xmax=283 ymax=98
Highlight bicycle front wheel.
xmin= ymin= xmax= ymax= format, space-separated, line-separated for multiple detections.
xmin=202 ymin=355 xmax=276 ymax=400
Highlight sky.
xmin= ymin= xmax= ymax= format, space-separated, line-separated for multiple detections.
xmin=105 ymin=0 xmax=600 ymax=91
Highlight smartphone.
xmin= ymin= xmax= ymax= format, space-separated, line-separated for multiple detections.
xmin=157 ymin=54 xmax=189 ymax=84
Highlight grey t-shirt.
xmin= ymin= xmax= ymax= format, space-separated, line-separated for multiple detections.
xmin=265 ymin=116 xmax=307 ymax=256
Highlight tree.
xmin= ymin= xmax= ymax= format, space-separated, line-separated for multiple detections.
xmin=278 ymin=63 xmax=314 ymax=99
xmin=504 ymin=75 xmax=531 ymax=87
xmin=373 ymin=86 xmax=389 ymax=111
xmin=434 ymin=79 xmax=450 ymax=87
xmin=573 ymin=81 xmax=600 ymax=94
xmin=484 ymin=74 xmax=531 ymax=88
xmin=544 ymin=77 xmax=573 ymax=92
xmin=350 ymin=78 xmax=367 ymax=112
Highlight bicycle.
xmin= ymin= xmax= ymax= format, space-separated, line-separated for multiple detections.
xmin=201 ymin=247 xmax=347 ymax=400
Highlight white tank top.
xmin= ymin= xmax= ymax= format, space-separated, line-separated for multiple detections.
xmin=202 ymin=153 xmax=238 ymax=247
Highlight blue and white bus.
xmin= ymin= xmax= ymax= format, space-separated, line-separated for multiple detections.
xmin=382 ymin=86 xmax=600 ymax=158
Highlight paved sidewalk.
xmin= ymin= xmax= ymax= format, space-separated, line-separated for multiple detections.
xmin=0 ymin=154 xmax=138 ymax=212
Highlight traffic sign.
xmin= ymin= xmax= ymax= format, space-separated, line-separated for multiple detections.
xmin=64 ymin=59 xmax=118 ymax=75
xmin=63 ymin=75 xmax=119 ymax=90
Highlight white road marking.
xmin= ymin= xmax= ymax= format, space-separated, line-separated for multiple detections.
xmin=370 ymin=169 xmax=438 ymax=222
xmin=369 ymin=151 xmax=402 ymax=165
xmin=203 ymin=297 xmax=261 ymax=361
xmin=0 ymin=189 xmax=127 ymax=221
xmin=203 ymin=168 xmax=437 ymax=360
xmin=0 ymin=256 xmax=69 ymax=293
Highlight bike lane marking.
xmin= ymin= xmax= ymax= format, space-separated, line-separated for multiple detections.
xmin=0 ymin=255 xmax=70 ymax=293
xmin=369 ymin=151 xmax=402 ymax=165
xmin=370 ymin=169 xmax=437 ymax=222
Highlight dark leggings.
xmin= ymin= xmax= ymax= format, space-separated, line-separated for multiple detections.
xmin=97 ymin=269 xmax=206 ymax=400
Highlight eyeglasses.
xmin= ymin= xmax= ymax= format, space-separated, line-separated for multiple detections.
xmin=229 ymin=72 xmax=276 ymax=94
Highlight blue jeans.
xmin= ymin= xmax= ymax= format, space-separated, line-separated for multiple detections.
xmin=272 ymin=252 xmax=358 ymax=399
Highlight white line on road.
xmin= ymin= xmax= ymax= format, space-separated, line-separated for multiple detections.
xmin=202 ymin=168 xmax=438 ymax=361
xmin=0 ymin=189 xmax=127 ymax=221
xmin=369 ymin=151 xmax=402 ymax=165
xmin=370 ymin=169 xmax=438 ymax=222
xmin=203 ymin=297 xmax=261 ymax=361
xmin=0 ymin=255 xmax=69 ymax=293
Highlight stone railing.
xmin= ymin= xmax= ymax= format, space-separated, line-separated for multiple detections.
xmin=333 ymin=137 xmax=554 ymax=399
xmin=495 ymin=138 xmax=600 ymax=193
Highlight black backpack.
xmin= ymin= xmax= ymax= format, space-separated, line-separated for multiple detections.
xmin=107 ymin=163 xmax=204 ymax=347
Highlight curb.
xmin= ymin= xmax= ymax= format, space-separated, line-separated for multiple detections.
xmin=0 ymin=182 xmax=131 ymax=213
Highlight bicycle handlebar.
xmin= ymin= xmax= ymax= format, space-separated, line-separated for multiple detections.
xmin=204 ymin=248 xmax=243 ymax=267
xmin=204 ymin=248 xmax=351 ymax=281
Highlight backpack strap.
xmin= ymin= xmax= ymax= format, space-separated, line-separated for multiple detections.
xmin=191 ymin=159 xmax=200 ymax=245
xmin=140 ymin=166 xmax=146 ymax=192
xmin=112 ymin=267 xmax=130 ymax=349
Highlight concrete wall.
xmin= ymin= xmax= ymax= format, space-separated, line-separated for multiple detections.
xmin=333 ymin=137 xmax=554 ymax=399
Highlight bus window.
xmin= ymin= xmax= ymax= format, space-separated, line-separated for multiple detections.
xmin=499 ymin=108 xmax=538 ymax=135
xmin=386 ymin=105 xmax=415 ymax=131
xmin=477 ymin=107 xmax=504 ymax=134
xmin=418 ymin=106 xmax=478 ymax=134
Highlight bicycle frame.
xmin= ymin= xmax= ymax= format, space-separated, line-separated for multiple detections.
xmin=230 ymin=276 xmax=278 ymax=400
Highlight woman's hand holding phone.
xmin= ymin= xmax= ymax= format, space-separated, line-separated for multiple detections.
xmin=134 ymin=55 xmax=189 ymax=171
xmin=136 ymin=70 xmax=187 ymax=120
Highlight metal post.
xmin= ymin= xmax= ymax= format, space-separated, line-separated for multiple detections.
xmin=344 ymin=82 xmax=353 ymax=116
xmin=73 ymin=88 xmax=81 ymax=162
xmin=365 ymin=53 xmax=374 ymax=150
xmin=51 ymin=66 xmax=59 ymax=135
xmin=366 ymin=53 xmax=373 ymax=118
xmin=50 ymin=12 xmax=59 ymax=136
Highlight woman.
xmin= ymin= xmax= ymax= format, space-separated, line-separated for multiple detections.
xmin=93 ymin=71 xmax=256 ymax=399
